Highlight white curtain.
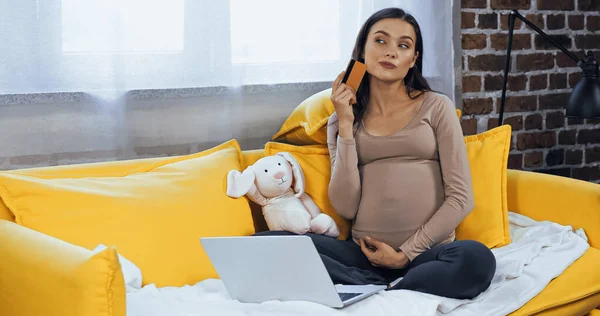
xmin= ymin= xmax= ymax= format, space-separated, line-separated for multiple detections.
xmin=0 ymin=0 xmax=455 ymax=100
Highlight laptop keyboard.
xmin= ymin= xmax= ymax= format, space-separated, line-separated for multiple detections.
xmin=338 ymin=292 xmax=362 ymax=302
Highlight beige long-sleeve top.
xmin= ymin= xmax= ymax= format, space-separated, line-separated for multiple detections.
xmin=327 ymin=91 xmax=474 ymax=262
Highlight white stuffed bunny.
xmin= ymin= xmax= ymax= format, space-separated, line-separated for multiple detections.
xmin=226 ymin=152 xmax=339 ymax=238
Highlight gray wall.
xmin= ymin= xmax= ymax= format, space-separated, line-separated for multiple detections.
xmin=0 ymin=83 xmax=330 ymax=170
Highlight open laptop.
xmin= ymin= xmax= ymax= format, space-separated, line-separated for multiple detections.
xmin=200 ymin=235 xmax=387 ymax=308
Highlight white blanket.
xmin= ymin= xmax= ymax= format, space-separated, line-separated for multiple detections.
xmin=126 ymin=212 xmax=589 ymax=316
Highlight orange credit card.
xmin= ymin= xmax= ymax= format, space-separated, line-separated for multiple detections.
xmin=342 ymin=59 xmax=367 ymax=91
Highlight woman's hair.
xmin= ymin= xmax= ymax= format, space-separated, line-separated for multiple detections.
xmin=350 ymin=7 xmax=432 ymax=125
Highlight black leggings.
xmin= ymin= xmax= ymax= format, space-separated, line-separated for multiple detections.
xmin=254 ymin=231 xmax=496 ymax=299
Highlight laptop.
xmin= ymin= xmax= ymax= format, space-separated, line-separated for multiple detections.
xmin=200 ymin=235 xmax=387 ymax=308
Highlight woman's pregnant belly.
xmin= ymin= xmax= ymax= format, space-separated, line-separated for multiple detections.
xmin=352 ymin=159 xmax=445 ymax=249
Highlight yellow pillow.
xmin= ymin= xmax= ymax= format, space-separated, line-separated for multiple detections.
xmin=456 ymin=124 xmax=512 ymax=248
xmin=272 ymin=88 xmax=463 ymax=146
xmin=0 ymin=139 xmax=255 ymax=287
xmin=0 ymin=149 xmax=193 ymax=222
xmin=0 ymin=220 xmax=126 ymax=316
xmin=264 ymin=142 xmax=351 ymax=240
xmin=272 ymin=88 xmax=335 ymax=145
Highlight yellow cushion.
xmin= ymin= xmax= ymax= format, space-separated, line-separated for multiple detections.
xmin=264 ymin=141 xmax=351 ymax=240
xmin=272 ymin=88 xmax=463 ymax=146
xmin=0 ymin=219 xmax=126 ymax=316
xmin=456 ymin=124 xmax=512 ymax=248
xmin=0 ymin=139 xmax=255 ymax=287
xmin=0 ymin=203 xmax=13 ymax=222
xmin=509 ymin=247 xmax=600 ymax=315
xmin=0 ymin=153 xmax=180 ymax=223
xmin=242 ymin=149 xmax=267 ymax=169
xmin=272 ymin=88 xmax=335 ymax=145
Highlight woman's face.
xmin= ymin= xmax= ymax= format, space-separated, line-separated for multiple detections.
xmin=362 ymin=18 xmax=419 ymax=84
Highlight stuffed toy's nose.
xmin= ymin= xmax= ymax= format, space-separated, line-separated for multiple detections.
xmin=273 ymin=171 xmax=285 ymax=180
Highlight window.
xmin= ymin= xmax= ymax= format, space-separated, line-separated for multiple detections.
xmin=0 ymin=1 xmax=454 ymax=100
xmin=61 ymin=0 xmax=185 ymax=53
xmin=230 ymin=0 xmax=340 ymax=64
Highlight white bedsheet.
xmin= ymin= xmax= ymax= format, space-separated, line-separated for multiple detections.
xmin=126 ymin=212 xmax=589 ymax=316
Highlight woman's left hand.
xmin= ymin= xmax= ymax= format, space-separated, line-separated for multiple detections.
xmin=360 ymin=236 xmax=409 ymax=269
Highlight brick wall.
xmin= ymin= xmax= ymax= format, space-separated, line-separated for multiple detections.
xmin=460 ymin=0 xmax=600 ymax=183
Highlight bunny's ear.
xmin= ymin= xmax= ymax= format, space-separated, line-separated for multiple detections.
xmin=277 ymin=152 xmax=305 ymax=197
xmin=226 ymin=166 xmax=256 ymax=198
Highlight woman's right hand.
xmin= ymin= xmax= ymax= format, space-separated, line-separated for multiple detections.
xmin=331 ymin=71 xmax=356 ymax=126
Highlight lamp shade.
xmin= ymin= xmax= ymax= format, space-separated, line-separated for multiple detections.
xmin=566 ymin=51 xmax=600 ymax=118
xmin=567 ymin=77 xmax=600 ymax=118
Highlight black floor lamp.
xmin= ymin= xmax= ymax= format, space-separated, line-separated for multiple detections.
xmin=498 ymin=10 xmax=600 ymax=125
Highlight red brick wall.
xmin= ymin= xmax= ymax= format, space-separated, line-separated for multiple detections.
xmin=460 ymin=0 xmax=600 ymax=183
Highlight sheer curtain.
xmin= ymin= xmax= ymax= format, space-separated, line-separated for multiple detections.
xmin=0 ymin=0 xmax=455 ymax=100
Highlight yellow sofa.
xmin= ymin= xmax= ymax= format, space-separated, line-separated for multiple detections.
xmin=0 ymin=89 xmax=599 ymax=316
